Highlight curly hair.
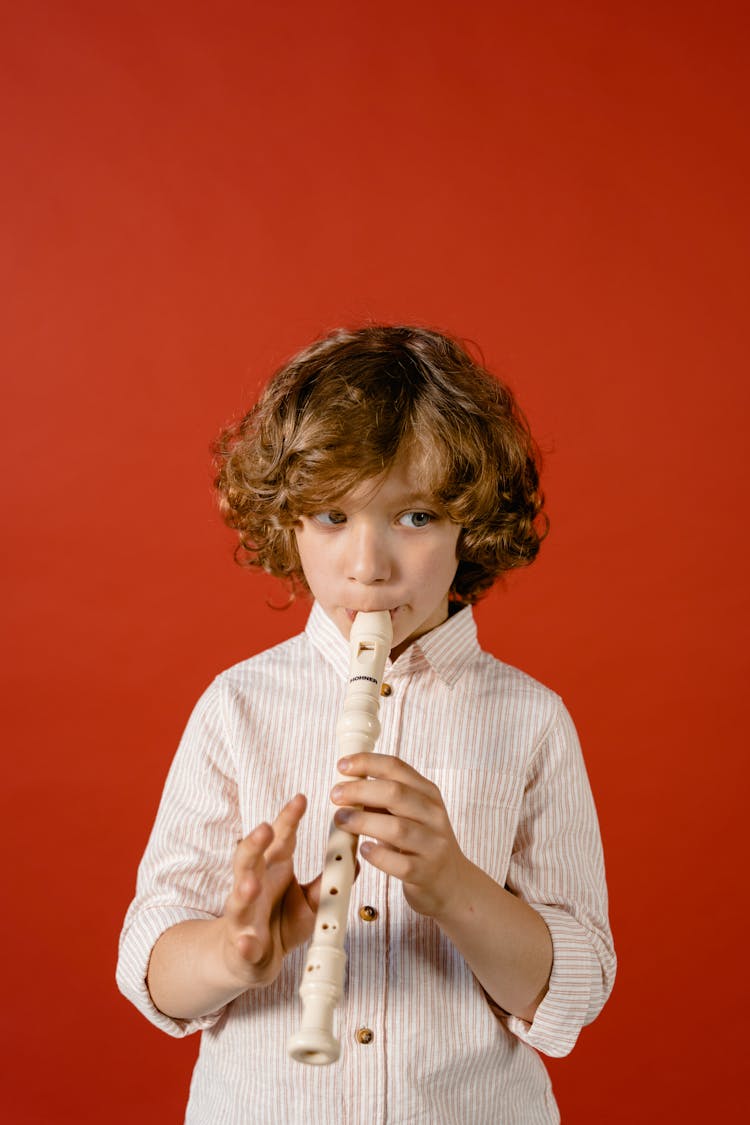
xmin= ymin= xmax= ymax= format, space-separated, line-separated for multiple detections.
xmin=214 ymin=324 xmax=548 ymax=604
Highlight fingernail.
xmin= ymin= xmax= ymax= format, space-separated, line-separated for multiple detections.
xmin=338 ymin=757 xmax=351 ymax=772
xmin=331 ymin=785 xmax=344 ymax=801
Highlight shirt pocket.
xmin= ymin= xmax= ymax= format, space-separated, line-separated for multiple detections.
xmin=430 ymin=767 xmax=525 ymax=887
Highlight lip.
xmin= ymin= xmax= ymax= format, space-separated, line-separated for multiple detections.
xmin=344 ymin=607 xmax=399 ymax=622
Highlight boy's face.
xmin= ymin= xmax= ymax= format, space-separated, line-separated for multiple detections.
xmin=294 ymin=452 xmax=461 ymax=659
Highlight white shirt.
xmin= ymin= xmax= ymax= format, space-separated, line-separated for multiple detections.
xmin=117 ymin=603 xmax=615 ymax=1124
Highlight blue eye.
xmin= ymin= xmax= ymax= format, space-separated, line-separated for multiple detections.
xmin=399 ymin=511 xmax=434 ymax=529
xmin=312 ymin=511 xmax=347 ymax=527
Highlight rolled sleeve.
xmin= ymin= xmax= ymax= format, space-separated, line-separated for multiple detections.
xmin=504 ymin=702 xmax=616 ymax=1057
xmin=116 ymin=905 xmax=226 ymax=1038
xmin=115 ymin=678 xmax=242 ymax=1037
xmin=506 ymin=905 xmax=610 ymax=1056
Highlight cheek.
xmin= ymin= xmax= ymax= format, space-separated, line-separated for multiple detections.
xmin=293 ymin=531 xmax=318 ymax=584
xmin=438 ymin=530 xmax=461 ymax=569
xmin=439 ymin=540 xmax=461 ymax=590
xmin=295 ymin=532 xmax=343 ymax=598
xmin=417 ymin=540 xmax=460 ymax=590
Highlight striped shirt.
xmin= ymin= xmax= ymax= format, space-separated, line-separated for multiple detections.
xmin=117 ymin=603 xmax=615 ymax=1124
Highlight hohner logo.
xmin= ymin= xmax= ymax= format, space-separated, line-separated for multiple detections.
xmin=349 ymin=675 xmax=378 ymax=685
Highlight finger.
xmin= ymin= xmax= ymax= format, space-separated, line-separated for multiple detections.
xmin=263 ymin=793 xmax=308 ymax=863
xmin=358 ymin=838 xmax=416 ymax=881
xmin=227 ymin=822 xmax=276 ymax=920
xmin=333 ymin=807 xmax=429 ymax=854
xmin=235 ymin=928 xmax=270 ymax=965
xmin=338 ymin=753 xmax=438 ymax=795
xmin=332 ymin=777 xmax=440 ymax=826
xmin=234 ymin=822 xmax=274 ymax=880
xmin=273 ymin=792 xmax=308 ymax=827
xmin=225 ymin=871 xmax=263 ymax=925
xmin=301 ymin=872 xmax=322 ymax=914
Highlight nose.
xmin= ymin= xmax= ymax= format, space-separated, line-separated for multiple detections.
xmin=346 ymin=522 xmax=391 ymax=585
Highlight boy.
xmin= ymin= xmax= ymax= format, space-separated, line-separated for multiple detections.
xmin=117 ymin=325 xmax=615 ymax=1123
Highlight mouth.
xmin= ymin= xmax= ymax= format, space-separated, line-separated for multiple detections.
xmin=344 ymin=607 xmax=399 ymax=622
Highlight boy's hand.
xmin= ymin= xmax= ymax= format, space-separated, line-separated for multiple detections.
xmin=222 ymin=794 xmax=320 ymax=987
xmin=331 ymin=754 xmax=470 ymax=920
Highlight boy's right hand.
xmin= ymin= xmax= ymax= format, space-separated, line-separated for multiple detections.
xmin=221 ymin=793 xmax=321 ymax=988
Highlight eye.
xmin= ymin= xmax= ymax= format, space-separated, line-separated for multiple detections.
xmin=399 ymin=511 xmax=434 ymax=529
xmin=311 ymin=510 xmax=347 ymax=527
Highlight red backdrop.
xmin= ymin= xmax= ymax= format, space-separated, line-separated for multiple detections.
xmin=3 ymin=2 xmax=748 ymax=1121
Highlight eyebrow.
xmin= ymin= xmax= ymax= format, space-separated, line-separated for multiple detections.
xmin=336 ymin=488 xmax=442 ymax=511
xmin=403 ymin=496 xmax=440 ymax=508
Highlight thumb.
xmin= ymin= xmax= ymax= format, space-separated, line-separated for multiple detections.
xmin=302 ymin=872 xmax=323 ymax=914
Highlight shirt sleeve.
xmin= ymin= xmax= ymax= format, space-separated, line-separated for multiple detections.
xmin=503 ymin=701 xmax=616 ymax=1057
xmin=116 ymin=678 xmax=242 ymax=1038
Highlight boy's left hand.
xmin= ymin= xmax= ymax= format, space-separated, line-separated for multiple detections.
xmin=331 ymin=753 xmax=469 ymax=920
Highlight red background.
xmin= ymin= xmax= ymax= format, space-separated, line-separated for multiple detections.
xmin=3 ymin=2 xmax=748 ymax=1121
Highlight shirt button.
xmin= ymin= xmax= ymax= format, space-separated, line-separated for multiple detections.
xmin=380 ymin=682 xmax=392 ymax=697
xmin=359 ymin=905 xmax=378 ymax=922
xmin=356 ymin=1027 xmax=374 ymax=1045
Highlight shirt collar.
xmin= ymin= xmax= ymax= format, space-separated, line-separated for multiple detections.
xmin=304 ymin=600 xmax=480 ymax=687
